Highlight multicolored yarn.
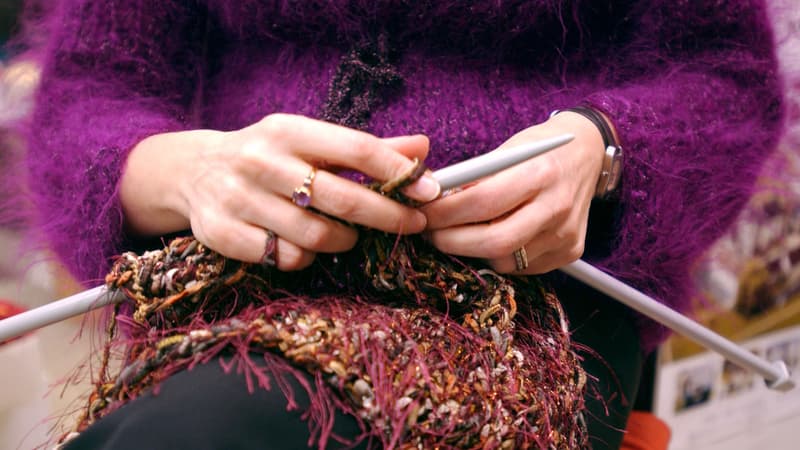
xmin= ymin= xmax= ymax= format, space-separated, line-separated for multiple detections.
xmin=64 ymin=226 xmax=589 ymax=448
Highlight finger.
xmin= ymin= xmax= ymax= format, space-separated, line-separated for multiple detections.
xmin=254 ymin=114 xmax=440 ymax=202
xmin=249 ymin=156 xmax=428 ymax=234
xmin=426 ymin=200 xmax=563 ymax=259
xmin=229 ymin=186 xmax=360 ymax=253
xmin=382 ymin=134 xmax=430 ymax=162
xmin=426 ymin=221 xmax=520 ymax=260
xmin=423 ymin=152 xmax=560 ymax=230
xmin=525 ymin=247 xmax=583 ymax=274
xmin=518 ymin=213 xmax=588 ymax=274
xmin=382 ymin=135 xmax=440 ymax=201
xmin=191 ymin=212 xmax=315 ymax=271
xmin=312 ymin=169 xmax=430 ymax=233
xmin=318 ymin=135 xmax=430 ymax=173
xmin=486 ymin=229 xmax=581 ymax=274
xmin=487 ymin=205 xmax=588 ymax=274
xmin=490 ymin=243 xmax=583 ymax=275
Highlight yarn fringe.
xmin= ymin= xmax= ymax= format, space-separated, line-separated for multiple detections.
xmin=58 ymin=231 xmax=589 ymax=449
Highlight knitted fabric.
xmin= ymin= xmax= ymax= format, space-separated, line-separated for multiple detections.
xmin=63 ymin=232 xmax=589 ymax=449
xmin=17 ymin=0 xmax=784 ymax=352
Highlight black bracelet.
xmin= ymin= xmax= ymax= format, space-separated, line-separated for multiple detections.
xmin=560 ymin=105 xmax=616 ymax=150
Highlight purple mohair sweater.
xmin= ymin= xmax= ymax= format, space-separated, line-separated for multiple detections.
xmin=21 ymin=0 xmax=784 ymax=351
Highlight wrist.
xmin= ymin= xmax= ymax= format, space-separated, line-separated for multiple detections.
xmin=550 ymin=106 xmax=623 ymax=199
xmin=121 ymin=130 xmax=215 ymax=236
xmin=546 ymin=110 xmax=606 ymax=186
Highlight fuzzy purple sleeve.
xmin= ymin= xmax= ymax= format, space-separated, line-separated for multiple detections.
xmin=24 ymin=0 xmax=206 ymax=284
xmin=580 ymin=1 xmax=785 ymax=350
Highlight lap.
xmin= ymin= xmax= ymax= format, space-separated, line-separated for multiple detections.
xmin=64 ymin=356 xmax=366 ymax=450
xmin=65 ymin=283 xmax=643 ymax=450
xmin=559 ymin=280 xmax=645 ymax=450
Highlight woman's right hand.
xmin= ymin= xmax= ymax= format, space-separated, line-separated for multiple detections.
xmin=120 ymin=114 xmax=440 ymax=271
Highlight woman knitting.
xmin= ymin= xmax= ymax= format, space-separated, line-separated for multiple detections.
xmin=19 ymin=1 xmax=784 ymax=449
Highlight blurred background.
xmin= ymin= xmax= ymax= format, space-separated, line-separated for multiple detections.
xmin=0 ymin=1 xmax=799 ymax=449
xmin=651 ymin=3 xmax=800 ymax=448
xmin=0 ymin=1 xmax=97 ymax=448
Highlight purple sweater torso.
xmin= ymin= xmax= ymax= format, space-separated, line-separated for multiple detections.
xmin=22 ymin=0 xmax=784 ymax=350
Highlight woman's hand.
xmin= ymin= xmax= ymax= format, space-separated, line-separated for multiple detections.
xmin=421 ymin=112 xmax=606 ymax=274
xmin=120 ymin=114 xmax=440 ymax=271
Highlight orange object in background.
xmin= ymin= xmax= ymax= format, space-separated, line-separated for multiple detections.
xmin=620 ymin=411 xmax=671 ymax=450
xmin=0 ymin=299 xmax=26 ymax=345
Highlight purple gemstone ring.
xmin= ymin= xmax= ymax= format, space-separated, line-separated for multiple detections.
xmin=291 ymin=166 xmax=317 ymax=209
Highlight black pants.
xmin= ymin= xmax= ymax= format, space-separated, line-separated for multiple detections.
xmin=66 ymin=280 xmax=644 ymax=450
xmin=560 ymin=281 xmax=645 ymax=450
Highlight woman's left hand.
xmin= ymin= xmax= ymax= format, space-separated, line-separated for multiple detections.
xmin=421 ymin=112 xmax=606 ymax=274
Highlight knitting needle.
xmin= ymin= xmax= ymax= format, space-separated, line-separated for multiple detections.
xmin=0 ymin=134 xmax=575 ymax=343
xmin=432 ymin=134 xmax=575 ymax=191
xmin=560 ymin=260 xmax=794 ymax=391
xmin=5 ymin=261 xmax=792 ymax=391
xmin=0 ymin=285 xmax=124 ymax=343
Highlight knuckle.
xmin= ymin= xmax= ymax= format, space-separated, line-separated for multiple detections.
xmin=232 ymin=141 xmax=284 ymax=186
xmin=552 ymin=196 xmax=572 ymax=219
xmin=484 ymin=231 xmax=519 ymax=259
xmin=556 ymin=226 xmax=579 ymax=246
xmin=231 ymin=140 xmax=274 ymax=180
xmin=236 ymin=138 xmax=268 ymax=165
xmin=258 ymin=113 xmax=292 ymax=140
xmin=300 ymin=221 xmax=331 ymax=250
xmin=199 ymin=219 xmax=233 ymax=256
xmin=347 ymin=133 xmax=378 ymax=165
xmin=279 ymin=247 xmax=307 ymax=271
xmin=568 ymin=242 xmax=585 ymax=260
xmin=543 ymin=201 xmax=569 ymax=226
xmin=324 ymin=185 xmax=360 ymax=219
xmin=537 ymin=159 xmax=561 ymax=185
xmin=217 ymin=176 xmax=246 ymax=210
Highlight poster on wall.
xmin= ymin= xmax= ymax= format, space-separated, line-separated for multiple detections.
xmin=655 ymin=327 xmax=800 ymax=450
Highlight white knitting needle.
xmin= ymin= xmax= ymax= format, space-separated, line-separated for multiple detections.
xmin=432 ymin=134 xmax=575 ymax=191
xmin=561 ymin=260 xmax=794 ymax=391
xmin=4 ymin=261 xmax=792 ymax=391
xmin=0 ymin=285 xmax=124 ymax=342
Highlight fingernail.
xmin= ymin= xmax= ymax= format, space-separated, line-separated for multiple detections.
xmin=405 ymin=173 xmax=441 ymax=202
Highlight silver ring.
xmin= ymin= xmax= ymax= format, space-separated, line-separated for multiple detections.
xmin=261 ymin=229 xmax=278 ymax=266
xmin=291 ymin=166 xmax=317 ymax=209
xmin=513 ymin=247 xmax=528 ymax=271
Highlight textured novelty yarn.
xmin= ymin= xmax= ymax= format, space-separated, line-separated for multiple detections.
xmin=63 ymin=229 xmax=589 ymax=448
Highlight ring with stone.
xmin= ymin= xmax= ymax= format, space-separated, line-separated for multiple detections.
xmin=292 ymin=166 xmax=317 ymax=209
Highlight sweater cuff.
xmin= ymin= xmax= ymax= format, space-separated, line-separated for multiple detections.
xmin=27 ymin=92 xmax=189 ymax=285
xmin=579 ymin=73 xmax=782 ymax=351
